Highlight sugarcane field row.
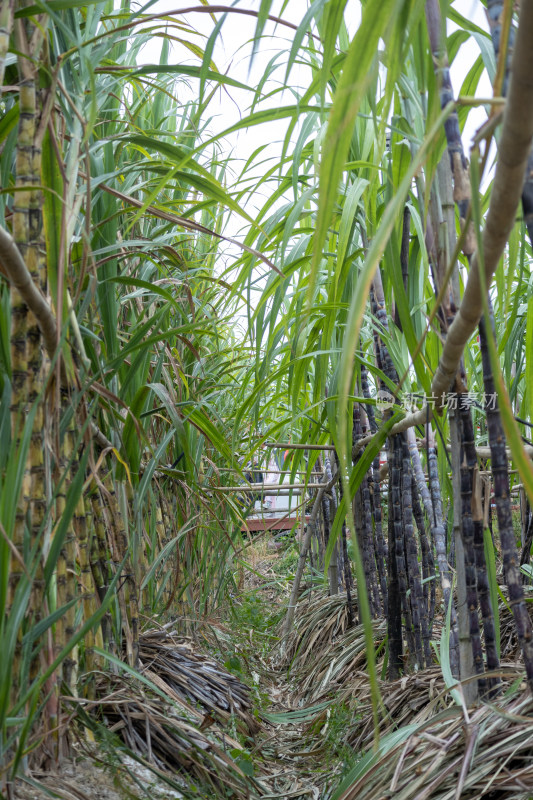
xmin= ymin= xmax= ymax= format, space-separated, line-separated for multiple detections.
xmin=3 ymin=1 xmax=533 ymax=799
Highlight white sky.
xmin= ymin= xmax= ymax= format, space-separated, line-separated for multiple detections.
xmin=131 ymin=0 xmax=494 ymax=326
xmin=135 ymin=0 xmax=492 ymax=158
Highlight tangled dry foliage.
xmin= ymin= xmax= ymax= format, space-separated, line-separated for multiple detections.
xmin=88 ymin=675 xmax=259 ymax=799
xmin=17 ymin=561 xmax=533 ymax=800
xmin=278 ymin=591 xmax=386 ymax=701
xmin=280 ymin=593 xmax=357 ymax=665
xmin=273 ymin=589 xmax=533 ymax=800
xmin=52 ymin=630 xmax=265 ymax=800
xmin=339 ymin=664 xmax=527 ymax=753
xmin=336 ymin=691 xmax=533 ymax=800
xmin=138 ymin=628 xmax=261 ymax=736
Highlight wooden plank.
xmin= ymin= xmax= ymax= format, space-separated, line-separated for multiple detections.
xmin=241 ymin=515 xmax=310 ymax=532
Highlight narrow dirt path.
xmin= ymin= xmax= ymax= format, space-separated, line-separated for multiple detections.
xmin=232 ymin=545 xmax=347 ymax=799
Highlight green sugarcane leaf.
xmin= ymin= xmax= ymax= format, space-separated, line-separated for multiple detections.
xmin=117 ymin=385 xmax=150 ymax=482
xmin=484 ymin=527 xmax=501 ymax=658
xmin=525 ymin=296 xmax=533 ymax=423
xmin=309 ymin=0 xmax=397 ymax=309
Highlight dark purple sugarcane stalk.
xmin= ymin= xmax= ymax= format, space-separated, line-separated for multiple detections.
xmin=411 ymin=471 xmax=435 ymax=623
xmin=360 ymin=356 xmax=377 ymax=431
xmin=479 ymin=312 xmax=533 ymax=689
xmin=425 ymin=0 xmax=475 ymax=258
xmin=353 ymin=402 xmax=374 ymax=614
xmin=341 ymin=515 xmax=354 ymax=625
xmin=371 ymin=272 xmax=398 ymax=390
xmin=426 ymin=0 xmax=530 ymax=688
xmin=361 ymin=471 xmax=382 ymax=617
xmin=335 ymin=452 xmax=356 ymax=626
xmin=407 ymin=427 xmax=433 ymax=519
xmin=353 ymin=401 xmax=381 ymax=617
xmin=424 ymin=427 xmax=460 ymax=678
xmin=360 ymin=358 xmax=388 ymax=614
xmin=353 ymin=476 xmax=380 ymax=618
xmin=486 ymin=0 xmax=514 ymax=95
xmin=394 ymin=206 xmax=411 ymax=331
xmin=473 ymin=516 xmax=500 ymax=695
xmin=372 ymin=270 xmax=421 ymax=661
xmin=402 ymin=440 xmax=431 ymax=667
xmin=372 ymin=462 xmax=388 ymax=616
xmin=391 ymin=434 xmax=416 ymax=665
xmin=521 ymin=513 xmax=533 ymax=572
xmin=458 ymin=400 xmax=500 ymax=694
xmin=458 ymin=399 xmax=488 ymax=695
xmin=519 ymin=492 xmax=530 ymax=575
xmin=388 ymin=454 xmax=403 ymax=679
xmin=407 ymin=427 xmax=444 ymax=622
xmin=426 ymin=7 xmax=483 ymax=689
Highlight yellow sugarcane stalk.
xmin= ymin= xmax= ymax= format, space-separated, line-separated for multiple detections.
xmin=7 ymin=73 xmax=35 ymax=706
xmin=90 ymin=489 xmax=116 ymax=656
xmin=75 ymin=493 xmax=96 ymax=676
xmin=54 ymin=410 xmax=78 ymax=691
xmin=161 ymin=494 xmax=174 ymax=610
xmin=103 ymin=474 xmax=139 ymax=667
xmin=0 ymin=1 xmax=14 ymax=88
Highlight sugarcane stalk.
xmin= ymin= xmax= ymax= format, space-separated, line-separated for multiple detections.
xmin=161 ymin=493 xmax=174 ymax=610
xmin=521 ymin=512 xmax=533 ymax=574
xmin=324 ymin=454 xmax=340 ymax=595
xmin=387 ymin=469 xmax=403 ymax=679
xmin=6 ymin=65 xmax=39 ymax=708
xmin=361 ymin=362 xmax=388 ymax=600
xmin=389 ymin=434 xmax=414 ymax=670
xmin=394 ymin=206 xmax=411 ymax=331
xmin=459 ymin=401 xmax=500 ymax=695
xmin=59 ymin=409 xmax=79 ymax=691
xmin=334 ymin=450 xmax=355 ymax=624
xmin=0 ymin=0 xmax=14 ymax=88
xmin=283 ymin=468 xmax=339 ymax=642
xmin=353 ymin=402 xmax=381 ymax=617
xmin=407 ymin=428 xmax=432 ymax=518
xmin=75 ymin=491 xmax=97 ymax=676
xmin=449 ymin=409 xmax=476 ymax=701
xmin=321 ymin=483 xmax=333 ymax=588
xmin=423 ymin=427 xmax=460 ymax=677
xmin=425 ymin=0 xmax=475 ymax=260
xmin=90 ymin=490 xmax=115 ymax=656
xmin=338 ymin=483 xmax=355 ymax=627
xmin=425 ymin=4 xmax=490 ymax=691
xmin=83 ymin=492 xmax=103 ymax=661
xmin=372 ymin=270 xmax=421 ymax=658
xmin=7 ymin=79 xmax=35 ymax=628
xmin=311 ymin=462 xmax=326 ymax=573
xmin=357 ymin=403 xmax=383 ymax=617
xmin=407 ymin=434 xmax=436 ymax=623
xmin=473 ymin=513 xmax=500 ymax=696
xmin=391 ymin=434 xmax=416 ymax=664
xmin=485 ymin=0 xmax=533 ymax=250
xmin=103 ymin=474 xmax=139 ymax=668
xmin=363 ymin=472 xmax=382 ymax=617
xmin=479 ymin=311 xmax=533 ymax=689
xmin=411 ymin=471 xmax=435 ymax=623
xmin=402 ymin=440 xmax=431 ymax=667
xmin=458 ymin=397 xmax=487 ymax=696
xmin=360 ymin=361 xmax=388 ymax=615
